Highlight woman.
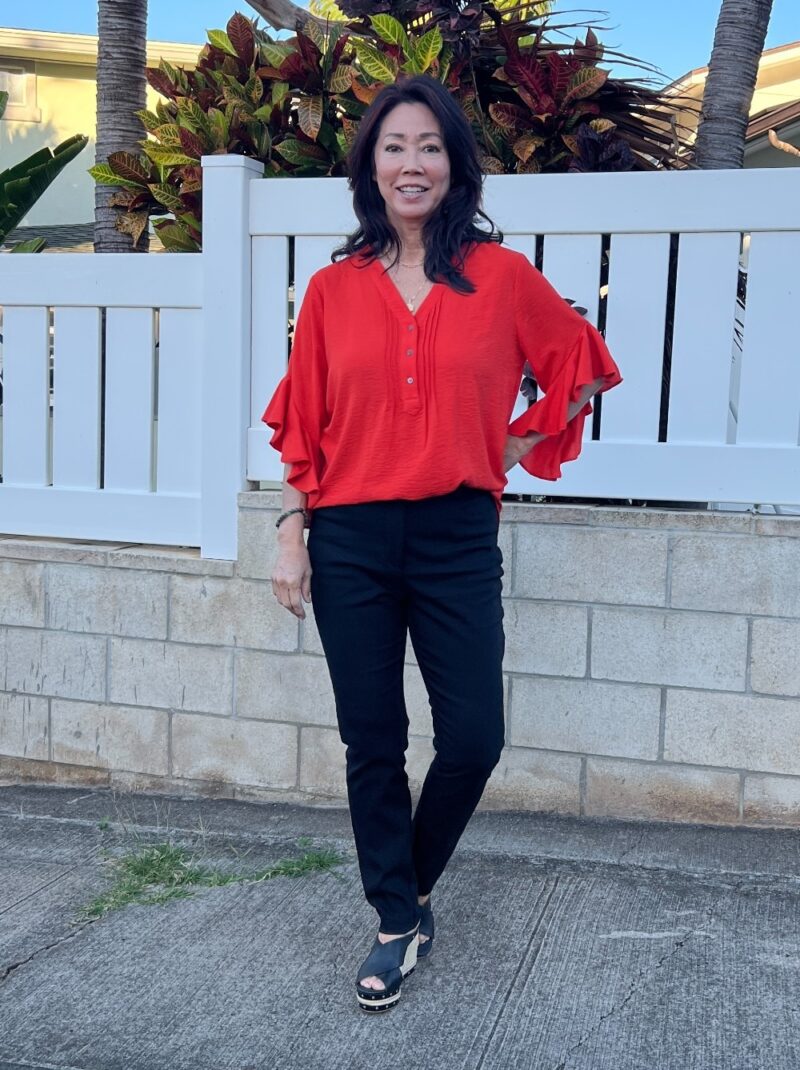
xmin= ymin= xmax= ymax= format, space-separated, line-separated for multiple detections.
xmin=263 ymin=73 xmax=622 ymax=1013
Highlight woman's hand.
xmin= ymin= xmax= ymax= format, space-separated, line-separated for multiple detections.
xmin=503 ymin=431 xmax=546 ymax=473
xmin=503 ymin=379 xmax=605 ymax=473
xmin=271 ymin=540 xmax=313 ymax=620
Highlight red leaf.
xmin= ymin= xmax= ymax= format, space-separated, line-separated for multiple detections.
xmin=331 ymin=32 xmax=350 ymax=69
xmin=178 ymin=126 xmax=207 ymax=159
xmin=546 ymin=51 xmax=576 ymax=99
xmin=108 ymin=151 xmax=153 ymax=185
xmin=571 ymin=100 xmax=601 ymax=119
xmin=488 ymin=102 xmax=526 ymax=130
xmin=279 ymin=52 xmax=311 ymax=86
xmin=350 ymin=77 xmax=382 ymax=106
xmin=128 ymin=191 xmax=153 ymax=212
xmin=504 ymin=53 xmax=556 ymax=114
xmin=296 ymin=31 xmax=322 ymax=72
xmin=146 ymin=67 xmax=178 ymax=100
xmin=181 ymin=170 xmax=203 ymax=194
xmin=573 ymin=28 xmax=603 ymax=66
xmin=227 ymin=12 xmax=256 ymax=67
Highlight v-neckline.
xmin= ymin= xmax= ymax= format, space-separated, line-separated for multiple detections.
xmin=368 ymin=252 xmax=441 ymax=321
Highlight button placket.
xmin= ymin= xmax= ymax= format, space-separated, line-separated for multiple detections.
xmin=402 ymin=322 xmax=419 ymax=408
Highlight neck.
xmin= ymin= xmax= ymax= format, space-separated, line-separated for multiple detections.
xmin=387 ymin=215 xmax=426 ymax=261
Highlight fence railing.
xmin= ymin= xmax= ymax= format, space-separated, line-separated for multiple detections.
xmin=1 ymin=156 xmax=799 ymax=559
xmin=247 ymin=165 xmax=800 ymax=510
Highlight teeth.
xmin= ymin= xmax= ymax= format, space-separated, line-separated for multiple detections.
xmin=399 ymin=187 xmax=426 ymax=192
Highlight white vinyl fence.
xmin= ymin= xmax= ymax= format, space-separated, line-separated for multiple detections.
xmin=1 ymin=156 xmax=799 ymax=559
xmin=247 ymin=165 xmax=800 ymax=510
xmin=0 ymin=157 xmax=259 ymax=558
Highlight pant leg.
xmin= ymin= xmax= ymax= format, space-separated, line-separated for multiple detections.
xmin=404 ymin=485 xmax=506 ymax=897
xmin=307 ymin=501 xmax=420 ymax=933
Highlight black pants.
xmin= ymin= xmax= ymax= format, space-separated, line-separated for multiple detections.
xmin=307 ymin=484 xmax=506 ymax=933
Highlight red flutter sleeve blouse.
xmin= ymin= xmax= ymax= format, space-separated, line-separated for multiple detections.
xmin=261 ymin=240 xmax=622 ymax=515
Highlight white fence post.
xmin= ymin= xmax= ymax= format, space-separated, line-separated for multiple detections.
xmin=200 ymin=154 xmax=265 ymax=559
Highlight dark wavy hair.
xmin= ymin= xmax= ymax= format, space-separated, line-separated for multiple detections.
xmin=330 ymin=74 xmax=503 ymax=296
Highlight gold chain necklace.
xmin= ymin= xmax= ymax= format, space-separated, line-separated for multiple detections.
xmin=398 ymin=276 xmax=429 ymax=312
xmin=384 ymin=255 xmax=429 ymax=311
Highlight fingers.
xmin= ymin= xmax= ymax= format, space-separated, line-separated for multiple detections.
xmin=287 ymin=583 xmax=306 ymax=619
xmin=271 ymin=571 xmax=312 ymax=620
xmin=273 ymin=582 xmax=305 ymax=619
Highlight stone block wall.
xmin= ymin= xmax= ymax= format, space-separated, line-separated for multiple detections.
xmin=2 ymin=491 xmax=800 ymax=828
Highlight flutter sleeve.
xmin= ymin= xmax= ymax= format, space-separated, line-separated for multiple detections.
xmin=260 ymin=274 xmax=328 ymax=501
xmin=508 ymin=253 xmax=623 ymax=481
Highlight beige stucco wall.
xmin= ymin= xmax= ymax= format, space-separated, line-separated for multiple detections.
xmin=0 ymin=36 xmax=201 ymax=227
xmin=669 ymin=43 xmax=800 ymax=159
xmin=0 ymin=60 xmax=97 ymax=225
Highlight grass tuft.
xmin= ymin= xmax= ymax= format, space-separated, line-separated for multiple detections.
xmin=76 ymin=842 xmax=346 ymax=922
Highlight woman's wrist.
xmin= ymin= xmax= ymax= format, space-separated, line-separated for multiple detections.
xmin=518 ymin=430 xmax=546 ymax=449
xmin=276 ymin=510 xmax=307 ymax=545
xmin=512 ymin=430 xmax=546 ymax=462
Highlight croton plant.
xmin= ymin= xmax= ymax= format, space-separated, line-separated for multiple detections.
xmin=90 ymin=6 xmax=684 ymax=251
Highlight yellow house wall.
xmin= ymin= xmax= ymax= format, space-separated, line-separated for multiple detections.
xmin=671 ymin=52 xmax=800 ymax=151
xmin=1 ymin=60 xmax=96 ymax=225
xmin=0 ymin=58 xmax=192 ymax=227
xmin=751 ymin=74 xmax=800 ymax=114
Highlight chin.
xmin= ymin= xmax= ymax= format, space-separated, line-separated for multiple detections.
xmin=392 ymin=200 xmax=443 ymax=219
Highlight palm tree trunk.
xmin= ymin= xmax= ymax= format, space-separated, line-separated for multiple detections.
xmin=694 ymin=0 xmax=773 ymax=169
xmin=95 ymin=0 xmax=149 ymax=252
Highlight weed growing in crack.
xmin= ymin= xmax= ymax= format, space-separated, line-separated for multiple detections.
xmin=75 ymin=841 xmax=347 ymax=922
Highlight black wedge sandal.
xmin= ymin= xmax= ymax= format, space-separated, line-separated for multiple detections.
xmin=355 ymin=925 xmax=419 ymax=1013
xmin=417 ymin=900 xmax=434 ymax=959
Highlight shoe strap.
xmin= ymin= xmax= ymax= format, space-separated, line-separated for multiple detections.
xmin=419 ymin=901 xmax=434 ymax=939
xmin=357 ymin=929 xmax=417 ymax=984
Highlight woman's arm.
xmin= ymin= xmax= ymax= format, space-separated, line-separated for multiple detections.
xmin=276 ymin=462 xmax=308 ymax=547
xmin=272 ymin=462 xmax=312 ymax=619
xmin=503 ymin=375 xmax=606 ymax=473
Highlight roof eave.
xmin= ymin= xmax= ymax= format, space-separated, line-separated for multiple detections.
xmin=665 ymin=38 xmax=800 ymax=95
xmin=0 ymin=26 xmax=202 ymax=67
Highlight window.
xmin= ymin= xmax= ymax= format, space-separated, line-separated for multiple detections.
xmin=0 ymin=65 xmax=26 ymax=104
xmin=0 ymin=59 xmax=40 ymax=122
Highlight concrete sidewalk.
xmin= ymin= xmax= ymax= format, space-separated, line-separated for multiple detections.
xmin=1 ymin=785 xmax=799 ymax=1070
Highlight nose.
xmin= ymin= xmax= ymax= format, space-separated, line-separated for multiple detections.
xmin=402 ymin=147 xmax=426 ymax=168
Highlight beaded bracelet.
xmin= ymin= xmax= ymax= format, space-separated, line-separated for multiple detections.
xmin=275 ymin=506 xmax=310 ymax=530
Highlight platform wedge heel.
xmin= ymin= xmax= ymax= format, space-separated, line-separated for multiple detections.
xmin=355 ymin=924 xmax=419 ymax=1013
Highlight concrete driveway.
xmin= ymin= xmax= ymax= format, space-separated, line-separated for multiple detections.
xmin=1 ymin=784 xmax=799 ymax=1070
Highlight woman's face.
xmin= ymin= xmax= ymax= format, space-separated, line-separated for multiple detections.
xmin=372 ymin=101 xmax=451 ymax=231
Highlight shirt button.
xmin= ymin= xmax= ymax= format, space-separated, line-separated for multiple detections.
xmin=406 ymin=348 xmax=414 ymax=356
xmin=407 ymin=377 xmax=414 ymax=384
xmin=407 ymin=324 xmax=414 ymax=331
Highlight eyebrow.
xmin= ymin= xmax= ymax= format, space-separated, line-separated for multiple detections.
xmin=382 ymin=132 xmax=442 ymax=140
